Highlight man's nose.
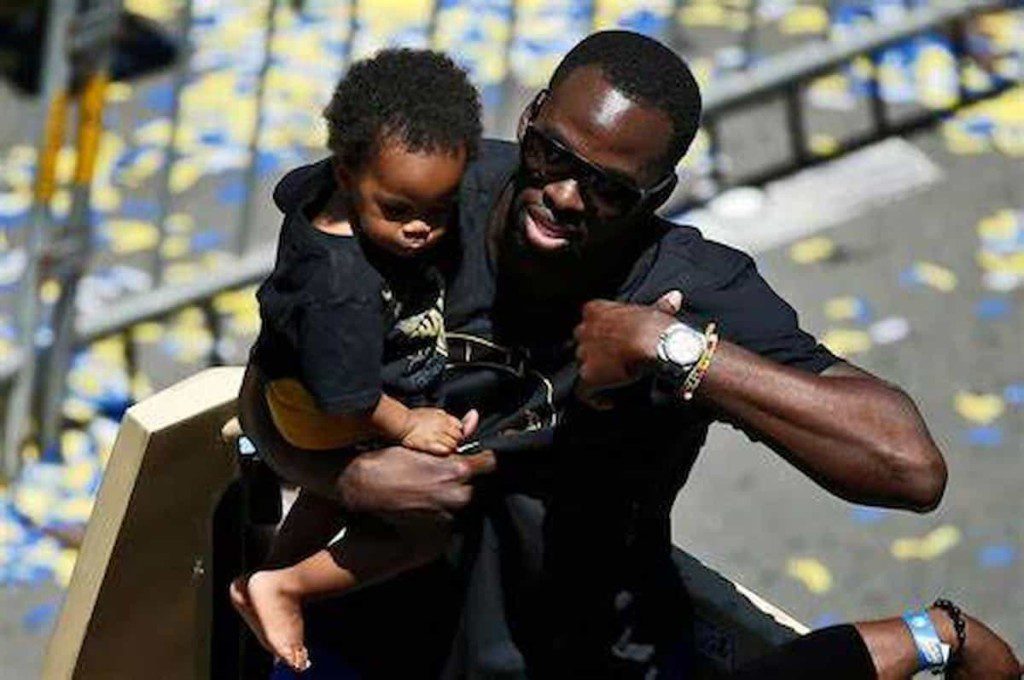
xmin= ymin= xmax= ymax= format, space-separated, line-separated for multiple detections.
xmin=542 ymin=177 xmax=585 ymax=213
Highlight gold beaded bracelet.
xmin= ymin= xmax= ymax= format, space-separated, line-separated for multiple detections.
xmin=681 ymin=322 xmax=719 ymax=401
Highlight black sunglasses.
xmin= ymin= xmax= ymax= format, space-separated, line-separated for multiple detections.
xmin=518 ymin=95 xmax=676 ymax=215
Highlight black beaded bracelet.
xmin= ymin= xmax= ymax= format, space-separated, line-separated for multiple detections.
xmin=932 ymin=599 xmax=967 ymax=667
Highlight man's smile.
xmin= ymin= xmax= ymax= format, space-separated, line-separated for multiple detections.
xmin=522 ymin=203 xmax=583 ymax=251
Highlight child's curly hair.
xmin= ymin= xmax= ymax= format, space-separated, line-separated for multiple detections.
xmin=324 ymin=48 xmax=482 ymax=170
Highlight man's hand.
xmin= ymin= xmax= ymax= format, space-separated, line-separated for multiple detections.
xmin=400 ymin=407 xmax=465 ymax=455
xmin=340 ymin=409 xmax=494 ymax=517
xmin=573 ymin=291 xmax=683 ymax=406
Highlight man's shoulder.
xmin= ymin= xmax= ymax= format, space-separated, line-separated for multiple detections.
xmin=639 ymin=219 xmax=755 ymax=295
xmin=463 ymin=139 xmax=518 ymax=194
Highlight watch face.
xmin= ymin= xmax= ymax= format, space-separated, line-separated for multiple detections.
xmin=665 ymin=328 xmax=704 ymax=366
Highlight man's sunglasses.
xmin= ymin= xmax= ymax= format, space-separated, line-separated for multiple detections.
xmin=518 ymin=95 xmax=676 ymax=215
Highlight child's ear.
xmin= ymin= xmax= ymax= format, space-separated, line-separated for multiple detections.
xmin=332 ymin=158 xmax=353 ymax=190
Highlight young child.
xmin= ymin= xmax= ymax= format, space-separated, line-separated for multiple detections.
xmin=230 ymin=48 xmax=483 ymax=672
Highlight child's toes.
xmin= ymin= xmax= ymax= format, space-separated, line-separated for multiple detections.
xmin=291 ymin=645 xmax=311 ymax=672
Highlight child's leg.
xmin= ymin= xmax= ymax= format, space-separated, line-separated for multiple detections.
xmin=243 ymin=513 xmax=451 ymax=671
xmin=231 ymin=490 xmax=347 ymax=659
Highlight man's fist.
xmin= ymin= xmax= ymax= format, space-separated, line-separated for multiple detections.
xmin=573 ymin=291 xmax=683 ymax=407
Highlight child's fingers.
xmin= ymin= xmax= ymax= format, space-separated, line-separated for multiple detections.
xmin=461 ymin=409 xmax=480 ymax=438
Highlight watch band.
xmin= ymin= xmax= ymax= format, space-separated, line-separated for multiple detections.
xmin=902 ymin=609 xmax=950 ymax=674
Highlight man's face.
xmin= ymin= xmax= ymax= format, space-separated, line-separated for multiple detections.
xmin=511 ymin=65 xmax=675 ymax=257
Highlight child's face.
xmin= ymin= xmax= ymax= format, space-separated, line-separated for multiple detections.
xmin=340 ymin=139 xmax=467 ymax=258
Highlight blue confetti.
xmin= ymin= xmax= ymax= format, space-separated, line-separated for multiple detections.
xmin=191 ymin=230 xmax=225 ymax=253
xmin=964 ymin=426 xmax=1003 ymax=448
xmin=977 ymin=544 xmax=1018 ymax=569
xmin=974 ymin=297 xmax=1012 ymax=320
xmin=143 ymin=84 xmax=175 ymax=111
xmin=22 ymin=600 xmax=61 ymax=634
xmin=256 ymin=151 xmax=280 ymax=177
xmin=217 ymin=181 xmax=247 ymax=206
xmin=1004 ymin=383 xmax=1024 ymax=406
xmin=119 ymin=197 xmax=160 ymax=220
xmin=851 ymin=506 xmax=889 ymax=524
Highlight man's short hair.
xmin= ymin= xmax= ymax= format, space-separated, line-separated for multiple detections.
xmin=323 ymin=48 xmax=482 ymax=170
xmin=549 ymin=31 xmax=702 ymax=172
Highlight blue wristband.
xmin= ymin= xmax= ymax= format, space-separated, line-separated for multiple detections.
xmin=902 ymin=609 xmax=949 ymax=672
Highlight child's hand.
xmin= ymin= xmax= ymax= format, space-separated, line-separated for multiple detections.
xmin=401 ymin=408 xmax=464 ymax=455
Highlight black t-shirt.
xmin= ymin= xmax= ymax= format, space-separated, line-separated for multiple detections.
xmin=292 ymin=140 xmax=839 ymax=677
xmin=250 ymin=160 xmax=448 ymax=415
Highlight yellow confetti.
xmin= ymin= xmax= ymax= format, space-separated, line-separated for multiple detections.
xmin=786 ymin=557 xmax=833 ymax=594
xmin=954 ymin=391 xmax=1005 ymax=424
xmin=892 ymin=525 xmax=961 ymax=561
xmin=789 ymin=236 xmax=836 ymax=264
xmin=170 ymin=161 xmax=204 ymax=194
xmin=132 ymin=322 xmax=165 ymax=344
xmin=55 ymin=548 xmax=79 ymax=588
xmin=63 ymin=398 xmax=97 ymax=423
xmin=821 ymin=329 xmax=872 ymax=357
xmin=62 ymin=462 xmax=97 ymax=492
xmin=678 ymin=2 xmax=727 ymax=28
xmin=809 ymin=133 xmax=839 ymax=158
xmin=40 ymin=279 xmax=61 ymax=305
xmin=166 ymin=212 xmax=196 ymax=234
xmin=104 ymin=219 xmax=159 ymax=255
xmin=13 ymin=486 xmax=53 ymax=525
xmin=992 ymin=123 xmax=1024 ymax=158
xmin=160 ymin=234 xmax=191 ymax=259
xmin=913 ymin=262 xmax=957 ymax=292
xmin=824 ymin=297 xmax=860 ymax=321
xmin=779 ymin=6 xmax=829 ymax=35
xmin=104 ymin=81 xmax=134 ymax=103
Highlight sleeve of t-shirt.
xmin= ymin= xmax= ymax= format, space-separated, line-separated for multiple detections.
xmin=296 ymin=295 xmax=383 ymax=414
xmin=675 ymin=243 xmax=839 ymax=375
xmin=630 ymin=228 xmax=840 ymax=447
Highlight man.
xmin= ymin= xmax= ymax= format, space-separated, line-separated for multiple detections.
xmin=241 ymin=31 xmax=1010 ymax=677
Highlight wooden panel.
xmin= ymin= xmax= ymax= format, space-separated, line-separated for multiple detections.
xmin=43 ymin=367 xmax=244 ymax=680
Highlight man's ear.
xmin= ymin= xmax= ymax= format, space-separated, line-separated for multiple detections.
xmin=517 ymin=89 xmax=549 ymax=139
xmin=647 ymin=172 xmax=678 ymax=211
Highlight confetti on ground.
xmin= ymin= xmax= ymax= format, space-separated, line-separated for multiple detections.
xmin=977 ymin=544 xmax=1018 ymax=569
xmin=21 ymin=600 xmax=62 ymax=635
xmin=786 ymin=557 xmax=833 ymax=594
xmin=789 ymin=237 xmax=837 ymax=264
xmin=891 ymin=525 xmax=961 ymax=561
xmin=824 ymin=296 xmax=872 ymax=323
xmin=974 ymin=297 xmax=1013 ymax=320
xmin=964 ymin=425 xmax=1003 ymax=448
xmin=850 ymin=506 xmax=889 ymax=525
xmin=1004 ymin=383 xmax=1024 ymax=406
xmin=821 ymin=328 xmax=872 ymax=357
xmin=868 ymin=316 xmax=910 ymax=345
xmin=954 ymin=391 xmax=1005 ymax=424
xmin=900 ymin=261 xmax=958 ymax=292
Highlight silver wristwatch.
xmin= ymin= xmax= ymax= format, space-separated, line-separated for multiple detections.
xmin=655 ymin=322 xmax=706 ymax=381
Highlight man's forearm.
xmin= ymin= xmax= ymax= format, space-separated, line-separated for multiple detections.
xmin=698 ymin=341 xmax=946 ymax=511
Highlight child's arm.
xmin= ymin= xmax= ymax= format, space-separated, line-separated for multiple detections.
xmin=370 ymin=394 xmax=464 ymax=456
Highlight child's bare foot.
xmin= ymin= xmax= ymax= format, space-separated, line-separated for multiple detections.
xmin=229 ymin=576 xmax=271 ymax=653
xmin=247 ymin=570 xmax=311 ymax=673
